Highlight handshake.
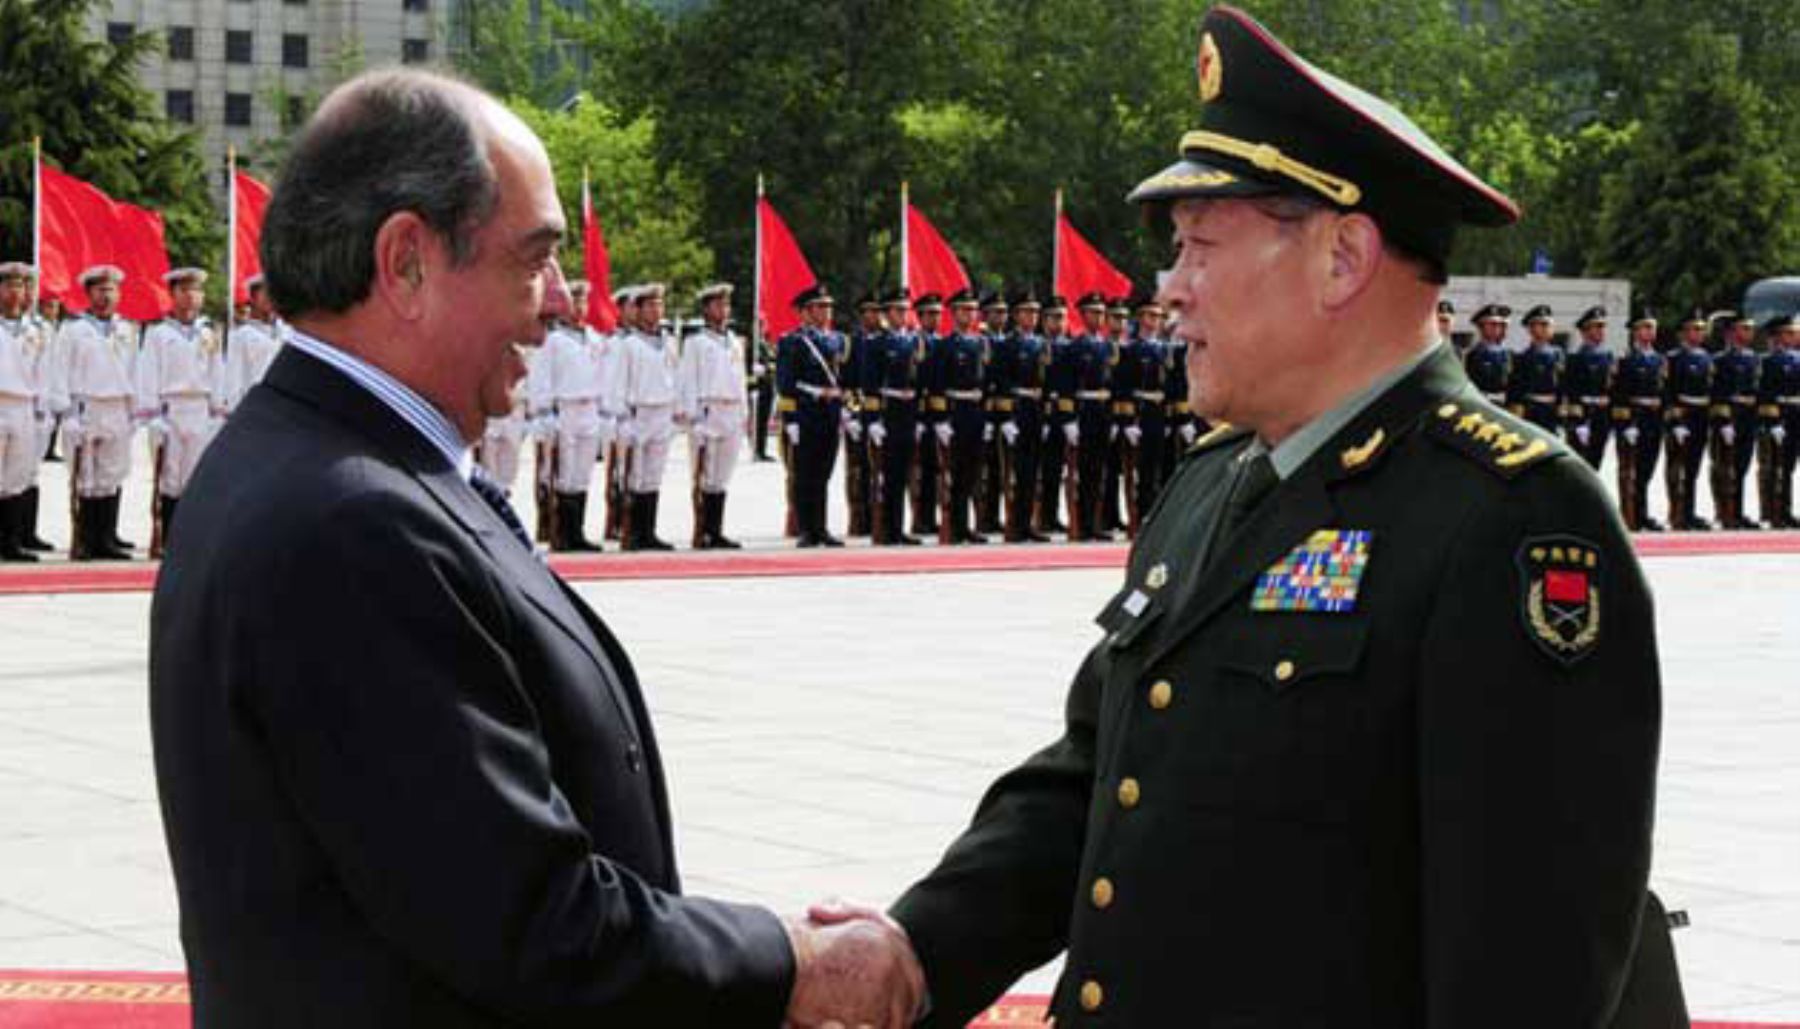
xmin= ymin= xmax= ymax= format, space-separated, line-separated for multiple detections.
xmin=784 ymin=899 xmax=925 ymax=1029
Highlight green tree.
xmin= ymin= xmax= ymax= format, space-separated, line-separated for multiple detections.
xmin=508 ymin=96 xmax=715 ymax=305
xmin=0 ymin=0 xmax=219 ymax=282
xmin=1593 ymin=28 xmax=1797 ymax=312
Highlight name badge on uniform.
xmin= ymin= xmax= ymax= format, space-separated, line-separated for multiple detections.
xmin=1251 ymin=529 xmax=1373 ymax=613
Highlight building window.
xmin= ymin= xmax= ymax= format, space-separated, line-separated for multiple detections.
xmin=284 ymin=0 xmax=306 ymax=6
xmin=165 ymin=90 xmax=195 ymax=124
xmin=225 ymin=29 xmax=253 ymax=63
xmin=402 ymin=38 xmax=429 ymax=63
xmin=167 ymin=26 xmax=194 ymax=60
xmin=284 ymin=96 xmax=307 ymax=129
xmin=403 ymin=0 xmax=429 ymax=11
xmin=282 ymin=33 xmax=308 ymax=68
xmin=106 ymin=21 xmax=134 ymax=47
xmin=225 ymin=92 xmax=253 ymax=127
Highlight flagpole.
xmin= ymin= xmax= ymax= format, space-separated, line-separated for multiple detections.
xmin=31 ymin=137 xmax=42 ymax=318
xmin=1052 ymin=188 xmax=1063 ymax=303
xmin=226 ymin=146 xmax=238 ymax=344
xmin=899 ymin=180 xmax=910 ymax=294
xmin=753 ymin=173 xmax=765 ymax=348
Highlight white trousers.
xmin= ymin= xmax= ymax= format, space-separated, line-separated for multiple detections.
xmin=0 ymin=395 xmax=42 ymax=497
xmin=480 ymin=415 xmax=526 ymax=493
xmin=689 ymin=399 xmax=744 ymax=493
xmin=554 ymin=400 xmax=604 ymax=493
xmin=627 ymin=404 xmax=675 ymax=493
xmin=156 ymin=396 xmax=215 ymax=498
xmin=71 ymin=397 xmax=133 ymax=498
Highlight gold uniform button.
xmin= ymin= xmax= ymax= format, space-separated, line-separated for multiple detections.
xmin=1148 ymin=679 xmax=1174 ymax=709
xmin=1274 ymin=659 xmax=1296 ymax=683
xmin=1117 ymin=778 xmax=1141 ymax=809
xmin=1091 ymin=876 xmax=1115 ymax=909
xmin=1080 ymin=980 xmax=1104 ymax=1012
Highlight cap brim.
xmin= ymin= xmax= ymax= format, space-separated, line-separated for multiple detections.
xmin=1127 ymin=157 xmax=1285 ymax=205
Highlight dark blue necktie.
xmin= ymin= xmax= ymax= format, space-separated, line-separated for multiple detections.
xmin=468 ymin=468 xmax=534 ymax=553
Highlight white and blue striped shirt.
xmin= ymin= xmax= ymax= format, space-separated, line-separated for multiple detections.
xmin=285 ymin=327 xmax=475 ymax=481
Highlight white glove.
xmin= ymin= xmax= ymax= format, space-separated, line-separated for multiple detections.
xmin=1774 ymin=425 xmax=1789 ymax=444
xmin=982 ymin=423 xmax=995 ymax=443
xmin=915 ymin=423 xmax=925 ymax=441
xmin=1001 ymin=422 xmax=1020 ymax=444
xmin=619 ymin=419 xmax=639 ymax=445
xmin=752 ymin=363 xmax=767 ymax=376
xmin=1124 ymin=426 xmax=1143 ymax=446
xmin=63 ymin=418 xmax=84 ymax=446
xmin=1623 ymin=426 xmax=1640 ymax=445
xmin=785 ymin=423 xmax=800 ymax=446
xmin=869 ymin=422 xmax=888 ymax=446
xmin=845 ymin=418 xmax=863 ymax=441
xmin=934 ymin=423 xmax=953 ymax=446
xmin=1574 ymin=425 xmax=1591 ymax=445
xmin=1109 ymin=425 xmax=1120 ymax=442
xmin=1063 ymin=423 xmax=1079 ymax=446
xmin=1672 ymin=425 xmax=1690 ymax=444
xmin=1720 ymin=424 xmax=1735 ymax=446
xmin=1179 ymin=424 xmax=1198 ymax=444
xmin=148 ymin=416 xmax=172 ymax=441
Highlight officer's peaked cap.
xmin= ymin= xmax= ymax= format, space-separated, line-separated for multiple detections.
xmin=1471 ymin=303 xmax=1511 ymax=325
xmin=1575 ymin=306 xmax=1607 ymax=329
xmin=1522 ymin=304 xmax=1553 ymax=325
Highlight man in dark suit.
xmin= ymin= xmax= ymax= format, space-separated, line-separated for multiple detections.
xmin=815 ymin=8 xmax=1686 ymax=1028
xmin=149 ymin=69 xmax=919 ymax=1029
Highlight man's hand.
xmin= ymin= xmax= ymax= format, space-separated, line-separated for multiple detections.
xmin=785 ymin=907 xmax=923 ymax=1029
xmin=1179 ymin=423 xmax=1198 ymax=445
xmin=982 ymin=423 xmax=995 ymax=443
xmin=1063 ymin=423 xmax=1079 ymax=446
xmin=1574 ymin=424 xmax=1591 ymax=445
xmin=1720 ymin=424 xmax=1736 ymax=446
xmin=935 ymin=424 xmax=953 ymax=446
xmin=1774 ymin=425 xmax=1789 ymax=444
xmin=1124 ymin=425 xmax=1142 ymax=446
xmin=1001 ymin=421 xmax=1019 ymax=444
xmin=786 ymin=423 xmax=801 ymax=446
xmin=1672 ymin=425 xmax=1690 ymax=444
xmin=846 ymin=418 xmax=864 ymax=442
xmin=869 ymin=422 xmax=888 ymax=446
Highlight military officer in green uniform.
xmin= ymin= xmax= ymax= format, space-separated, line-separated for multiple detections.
xmin=826 ymin=8 xmax=1686 ymax=1028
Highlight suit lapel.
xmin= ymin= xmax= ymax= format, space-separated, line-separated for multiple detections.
xmin=1140 ymin=345 xmax=1466 ymax=670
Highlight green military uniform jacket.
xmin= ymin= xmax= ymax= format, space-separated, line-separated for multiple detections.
xmin=893 ymin=345 xmax=1674 ymax=1028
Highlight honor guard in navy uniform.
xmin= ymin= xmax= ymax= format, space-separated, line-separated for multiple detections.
xmin=1564 ymin=306 xmax=1615 ymax=469
xmin=911 ymin=293 xmax=946 ymax=537
xmin=1757 ymin=316 xmax=1800 ymax=527
xmin=1067 ymin=292 xmax=1118 ymax=541
xmin=989 ymin=289 xmax=1051 ymax=542
xmin=776 ymin=285 xmax=846 ymax=547
xmin=0 ymin=262 xmax=52 ymax=560
xmin=1161 ymin=315 xmax=1196 ymax=486
xmin=1436 ymin=298 xmax=1461 ymax=356
xmin=866 ymin=289 xmax=926 ymax=545
xmin=1099 ymin=298 xmax=1134 ymax=533
xmin=1507 ymin=304 xmax=1563 ymax=431
xmin=1463 ymin=303 xmax=1511 ymax=404
xmin=748 ymin=329 xmax=776 ymax=461
xmin=1038 ymin=296 xmax=1078 ymax=536
xmin=1709 ymin=313 xmax=1762 ymax=529
xmin=1613 ymin=312 xmax=1668 ymax=531
xmin=975 ymin=292 xmax=1010 ymax=535
xmin=1665 ymin=310 xmax=1715 ymax=530
xmin=877 ymin=9 xmax=1685 ymax=1028
xmin=933 ymin=290 xmax=991 ymax=544
xmin=1115 ymin=295 xmax=1174 ymax=537
xmin=843 ymin=293 xmax=882 ymax=537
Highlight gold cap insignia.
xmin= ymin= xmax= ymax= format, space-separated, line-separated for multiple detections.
xmin=1198 ymin=33 xmax=1223 ymax=103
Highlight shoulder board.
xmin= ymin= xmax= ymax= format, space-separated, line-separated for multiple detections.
xmin=1425 ymin=398 xmax=1563 ymax=479
xmin=1185 ymin=422 xmax=1251 ymax=456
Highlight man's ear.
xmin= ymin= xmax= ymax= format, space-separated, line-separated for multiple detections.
xmin=372 ymin=211 xmax=429 ymax=319
xmin=1322 ymin=212 xmax=1382 ymax=310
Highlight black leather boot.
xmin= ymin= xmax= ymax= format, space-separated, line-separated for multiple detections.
xmin=20 ymin=486 xmax=54 ymax=551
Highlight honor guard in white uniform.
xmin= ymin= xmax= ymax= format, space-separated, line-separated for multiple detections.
xmin=135 ymin=268 xmax=226 ymax=555
xmin=0 ymin=262 xmax=53 ymax=560
xmin=529 ymin=280 xmax=619 ymax=551
xmin=676 ymin=283 xmax=747 ymax=549
xmin=473 ymin=279 xmax=536 ymax=500
xmin=619 ymin=283 xmax=680 ymax=550
xmin=53 ymin=265 xmax=140 ymax=560
xmin=224 ymin=275 xmax=284 ymax=411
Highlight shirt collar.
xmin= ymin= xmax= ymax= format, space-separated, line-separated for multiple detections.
xmin=284 ymin=327 xmax=475 ymax=479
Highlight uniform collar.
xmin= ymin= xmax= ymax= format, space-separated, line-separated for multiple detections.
xmin=1251 ymin=339 xmax=1438 ymax=480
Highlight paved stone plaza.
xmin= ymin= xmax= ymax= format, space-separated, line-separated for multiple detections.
xmin=0 ymin=550 xmax=1796 ymax=1020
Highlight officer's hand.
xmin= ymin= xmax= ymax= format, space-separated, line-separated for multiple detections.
xmin=785 ymin=423 xmax=800 ymax=446
xmin=982 ymin=423 xmax=995 ymax=443
xmin=1774 ymin=425 xmax=1789 ymax=444
xmin=1179 ymin=424 xmax=1198 ymax=444
xmin=869 ymin=423 xmax=888 ymax=446
xmin=1574 ymin=425 xmax=1591 ymax=445
xmin=1001 ymin=421 xmax=1019 ymax=444
xmin=1721 ymin=424 xmax=1736 ymax=445
xmin=1623 ymin=426 xmax=1640 ymax=445
xmin=1064 ymin=424 xmax=1079 ymax=445
xmin=935 ymin=424 xmax=953 ymax=445
xmin=845 ymin=418 xmax=864 ymax=441
xmin=1124 ymin=426 xmax=1143 ymax=446
xmin=1673 ymin=425 xmax=1690 ymax=443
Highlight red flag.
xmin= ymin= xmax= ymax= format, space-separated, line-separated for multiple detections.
xmin=757 ymin=196 xmax=816 ymax=340
xmin=37 ymin=164 xmax=171 ymax=320
xmin=581 ymin=174 xmax=619 ymax=332
xmin=905 ymin=203 xmax=970 ymax=334
xmin=1056 ymin=212 xmax=1132 ymax=332
xmin=232 ymin=170 xmax=272 ymax=305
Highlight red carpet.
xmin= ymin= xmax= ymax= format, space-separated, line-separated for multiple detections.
xmin=1 ymin=531 xmax=1796 ymax=597
xmin=0 ymin=976 xmax=1789 ymax=1027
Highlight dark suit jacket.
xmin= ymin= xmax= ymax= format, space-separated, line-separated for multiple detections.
xmin=893 ymin=346 xmax=1685 ymax=1028
xmin=150 ymin=346 xmax=792 ymax=1027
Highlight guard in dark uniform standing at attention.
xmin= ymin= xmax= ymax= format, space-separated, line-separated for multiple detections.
xmin=934 ymin=290 xmax=990 ymax=544
xmin=1069 ymin=292 xmax=1117 ymax=541
xmin=989 ymin=289 xmax=1051 ymax=542
xmin=865 ymin=289 xmax=926 ymax=545
xmin=775 ymin=285 xmax=846 ymax=547
xmin=1463 ymin=303 xmax=1511 ymax=405
xmin=1665 ymin=310 xmax=1715 ymax=530
xmin=1709 ymin=313 xmax=1762 ymax=529
xmin=911 ymin=293 xmax=946 ymax=538
xmin=1564 ymin=306 xmax=1615 ymax=469
xmin=842 ymin=293 xmax=882 ymax=538
xmin=976 ymin=291 xmax=1009 ymax=536
xmin=1115 ymin=294 xmax=1174 ymax=537
xmin=866 ymin=9 xmax=1686 ymax=1027
xmin=1507 ymin=304 xmax=1563 ymax=431
xmin=1758 ymin=315 xmax=1800 ymax=528
xmin=748 ymin=329 xmax=776 ymax=461
xmin=1038 ymin=296 xmax=1078 ymax=537
xmin=1613 ymin=311 xmax=1668 ymax=531
xmin=1162 ymin=316 xmax=1196 ymax=484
